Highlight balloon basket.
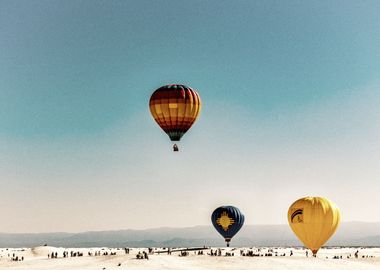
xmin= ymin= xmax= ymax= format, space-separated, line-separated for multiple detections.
xmin=173 ymin=144 xmax=179 ymax=152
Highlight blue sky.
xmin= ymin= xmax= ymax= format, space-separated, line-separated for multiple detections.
xmin=1 ymin=0 xmax=380 ymax=233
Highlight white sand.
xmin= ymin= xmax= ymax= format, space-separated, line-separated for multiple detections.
xmin=1 ymin=246 xmax=379 ymax=269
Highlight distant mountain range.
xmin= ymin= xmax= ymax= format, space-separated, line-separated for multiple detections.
xmin=0 ymin=222 xmax=379 ymax=248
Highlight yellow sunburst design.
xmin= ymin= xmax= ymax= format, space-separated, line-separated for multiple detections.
xmin=216 ymin=211 xmax=235 ymax=231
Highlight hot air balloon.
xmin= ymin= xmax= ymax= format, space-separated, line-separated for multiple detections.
xmin=288 ymin=197 xmax=340 ymax=256
xmin=149 ymin=84 xmax=201 ymax=151
xmin=211 ymin=206 xmax=245 ymax=247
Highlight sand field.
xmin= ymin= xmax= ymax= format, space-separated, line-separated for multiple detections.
xmin=1 ymin=246 xmax=379 ymax=270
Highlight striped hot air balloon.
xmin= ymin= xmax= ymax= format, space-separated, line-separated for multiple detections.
xmin=149 ymin=84 xmax=201 ymax=151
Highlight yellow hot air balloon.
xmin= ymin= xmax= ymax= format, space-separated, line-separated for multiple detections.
xmin=287 ymin=197 xmax=340 ymax=256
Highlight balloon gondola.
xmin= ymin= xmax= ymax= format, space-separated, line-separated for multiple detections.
xmin=149 ymin=84 xmax=201 ymax=151
xmin=173 ymin=144 xmax=179 ymax=152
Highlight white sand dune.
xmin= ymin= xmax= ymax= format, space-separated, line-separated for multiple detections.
xmin=1 ymin=247 xmax=379 ymax=269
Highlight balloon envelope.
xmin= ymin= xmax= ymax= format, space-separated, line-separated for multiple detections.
xmin=288 ymin=197 xmax=340 ymax=255
xmin=149 ymin=84 xmax=201 ymax=142
xmin=211 ymin=206 xmax=245 ymax=246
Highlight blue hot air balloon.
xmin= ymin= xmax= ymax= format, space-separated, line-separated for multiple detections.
xmin=211 ymin=206 xmax=245 ymax=247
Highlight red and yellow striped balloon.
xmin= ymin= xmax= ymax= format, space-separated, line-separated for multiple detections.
xmin=149 ymin=84 xmax=201 ymax=145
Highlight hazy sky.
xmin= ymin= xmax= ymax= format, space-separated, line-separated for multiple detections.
xmin=1 ymin=0 xmax=380 ymax=233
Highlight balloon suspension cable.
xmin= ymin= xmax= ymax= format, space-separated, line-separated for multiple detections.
xmin=173 ymin=144 xmax=179 ymax=152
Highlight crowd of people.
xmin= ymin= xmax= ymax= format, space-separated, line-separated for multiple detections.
xmin=209 ymin=249 xmax=223 ymax=256
xmin=136 ymin=251 xmax=149 ymax=260
xmin=240 ymin=249 xmax=287 ymax=257
xmin=0 ymin=251 xmax=26 ymax=262
xmin=10 ymin=253 xmax=24 ymax=262
xmin=1 ymin=246 xmax=379 ymax=263
xmin=47 ymin=250 xmax=120 ymax=259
